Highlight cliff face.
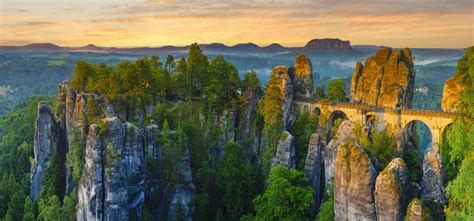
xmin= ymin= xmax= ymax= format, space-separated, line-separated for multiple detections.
xmin=304 ymin=133 xmax=324 ymax=219
xmin=271 ymin=131 xmax=296 ymax=168
xmin=441 ymin=73 xmax=467 ymax=112
xmin=350 ymin=47 xmax=415 ymax=108
xmin=273 ymin=66 xmax=295 ymax=130
xmin=30 ymin=102 xmax=65 ymax=199
xmin=77 ymin=117 xmax=146 ymax=221
xmin=334 ymin=143 xmax=378 ymax=220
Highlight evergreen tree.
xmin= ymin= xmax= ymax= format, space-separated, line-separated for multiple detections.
xmin=187 ymin=43 xmax=208 ymax=97
xmin=327 ymin=79 xmax=346 ymax=101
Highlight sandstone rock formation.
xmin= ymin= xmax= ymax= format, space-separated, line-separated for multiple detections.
xmin=273 ymin=66 xmax=295 ymax=130
xmin=237 ymin=85 xmax=263 ymax=159
xmin=304 ymin=133 xmax=324 ymax=219
xmin=441 ymin=73 xmax=467 ymax=112
xmin=405 ymin=198 xmax=433 ymax=221
xmin=323 ymin=120 xmax=358 ymax=186
xmin=421 ymin=148 xmax=446 ymax=204
xmin=292 ymin=55 xmax=313 ymax=100
xmin=214 ymin=110 xmax=237 ymax=160
xmin=30 ymin=102 xmax=64 ymax=199
xmin=77 ymin=117 xmax=145 ymax=221
xmin=168 ymin=149 xmax=195 ymax=221
xmin=334 ymin=143 xmax=378 ymax=221
xmin=272 ymin=131 xmax=296 ymax=168
xmin=375 ymin=158 xmax=411 ymax=221
xmin=350 ymin=47 xmax=415 ymax=108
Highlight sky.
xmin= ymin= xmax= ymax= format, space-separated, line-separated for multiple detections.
xmin=0 ymin=0 xmax=473 ymax=48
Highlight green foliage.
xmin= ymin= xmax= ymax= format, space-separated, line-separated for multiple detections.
xmin=40 ymin=151 xmax=66 ymax=201
xmin=443 ymin=47 xmax=474 ymax=219
xmin=327 ymin=79 xmax=346 ymax=101
xmin=218 ymin=142 xmax=256 ymax=220
xmin=402 ymin=146 xmax=423 ymax=183
xmin=22 ymin=197 xmax=35 ymax=221
xmin=37 ymin=193 xmax=76 ymax=221
xmin=316 ymin=185 xmax=334 ymax=221
xmin=187 ymin=43 xmax=209 ymax=97
xmin=242 ymin=71 xmax=261 ymax=92
xmin=290 ymin=110 xmax=319 ymax=170
xmin=252 ymin=165 xmax=313 ymax=221
xmin=445 ymin=150 xmax=474 ymax=219
xmin=259 ymin=70 xmax=282 ymax=128
xmin=360 ymin=128 xmax=397 ymax=169
xmin=204 ymin=56 xmax=240 ymax=114
xmin=313 ymin=85 xmax=326 ymax=100
xmin=405 ymin=198 xmax=433 ymax=221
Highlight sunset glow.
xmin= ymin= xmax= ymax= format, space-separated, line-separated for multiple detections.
xmin=1 ymin=0 xmax=473 ymax=48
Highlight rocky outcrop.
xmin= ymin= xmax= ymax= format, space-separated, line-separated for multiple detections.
xmin=405 ymin=198 xmax=433 ymax=221
xmin=350 ymin=47 xmax=415 ymax=108
xmin=334 ymin=143 xmax=378 ymax=221
xmin=214 ymin=110 xmax=237 ymax=161
xmin=292 ymin=55 xmax=313 ymax=100
xmin=304 ymin=133 xmax=324 ymax=219
xmin=271 ymin=131 xmax=296 ymax=168
xmin=168 ymin=149 xmax=195 ymax=221
xmin=273 ymin=66 xmax=295 ymax=130
xmin=375 ymin=158 xmax=411 ymax=221
xmin=237 ymin=86 xmax=263 ymax=159
xmin=77 ymin=117 xmax=145 ymax=221
xmin=421 ymin=148 xmax=446 ymax=204
xmin=441 ymin=73 xmax=467 ymax=112
xmin=30 ymin=102 xmax=64 ymax=199
xmin=323 ymin=120 xmax=358 ymax=186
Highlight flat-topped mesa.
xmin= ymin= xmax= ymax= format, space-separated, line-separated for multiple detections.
xmin=350 ymin=47 xmax=415 ymax=108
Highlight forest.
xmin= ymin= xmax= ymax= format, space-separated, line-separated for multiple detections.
xmin=0 ymin=45 xmax=472 ymax=221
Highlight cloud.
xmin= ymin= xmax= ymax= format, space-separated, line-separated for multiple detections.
xmin=329 ymin=60 xmax=357 ymax=69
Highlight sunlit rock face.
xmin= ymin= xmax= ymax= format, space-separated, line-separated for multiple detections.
xmin=375 ymin=158 xmax=411 ymax=221
xmin=441 ymin=73 xmax=467 ymax=112
xmin=350 ymin=47 xmax=415 ymax=108
xmin=334 ymin=143 xmax=378 ymax=221
xmin=292 ymin=54 xmax=313 ymax=100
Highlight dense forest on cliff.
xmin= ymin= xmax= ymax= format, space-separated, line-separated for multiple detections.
xmin=0 ymin=45 xmax=472 ymax=221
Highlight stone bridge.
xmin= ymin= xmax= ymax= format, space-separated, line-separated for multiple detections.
xmin=295 ymin=100 xmax=456 ymax=149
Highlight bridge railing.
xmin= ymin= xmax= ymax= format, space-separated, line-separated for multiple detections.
xmin=294 ymin=99 xmax=456 ymax=119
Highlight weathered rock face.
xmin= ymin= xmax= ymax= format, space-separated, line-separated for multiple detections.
xmin=272 ymin=131 xmax=296 ymax=168
xmin=273 ymin=66 xmax=295 ymax=130
xmin=237 ymin=86 xmax=263 ymax=159
xmin=375 ymin=158 xmax=411 ymax=221
xmin=350 ymin=47 xmax=415 ymax=108
xmin=214 ymin=110 xmax=237 ymax=160
xmin=323 ymin=120 xmax=358 ymax=186
xmin=441 ymin=73 xmax=467 ymax=112
xmin=421 ymin=149 xmax=446 ymax=204
xmin=304 ymin=133 xmax=324 ymax=219
xmin=334 ymin=143 xmax=378 ymax=221
xmin=168 ymin=149 xmax=195 ymax=221
xmin=77 ymin=117 xmax=146 ymax=221
xmin=292 ymin=55 xmax=313 ymax=100
xmin=30 ymin=102 xmax=62 ymax=199
xmin=297 ymin=38 xmax=364 ymax=56
xmin=405 ymin=198 xmax=433 ymax=221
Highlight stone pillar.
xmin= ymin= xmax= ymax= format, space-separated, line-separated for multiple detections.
xmin=431 ymin=127 xmax=441 ymax=153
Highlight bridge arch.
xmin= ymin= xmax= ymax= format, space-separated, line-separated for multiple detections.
xmin=402 ymin=120 xmax=433 ymax=155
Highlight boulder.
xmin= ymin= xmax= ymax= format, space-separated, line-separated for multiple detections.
xmin=304 ymin=133 xmax=324 ymax=219
xmin=375 ymin=158 xmax=410 ymax=221
xmin=292 ymin=54 xmax=313 ymax=100
xmin=334 ymin=143 xmax=378 ymax=221
xmin=350 ymin=47 xmax=415 ymax=108
xmin=272 ymin=131 xmax=296 ymax=168
xmin=323 ymin=120 xmax=358 ymax=186
xmin=441 ymin=73 xmax=467 ymax=112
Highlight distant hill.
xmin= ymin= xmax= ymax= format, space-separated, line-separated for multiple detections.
xmin=294 ymin=38 xmax=364 ymax=57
